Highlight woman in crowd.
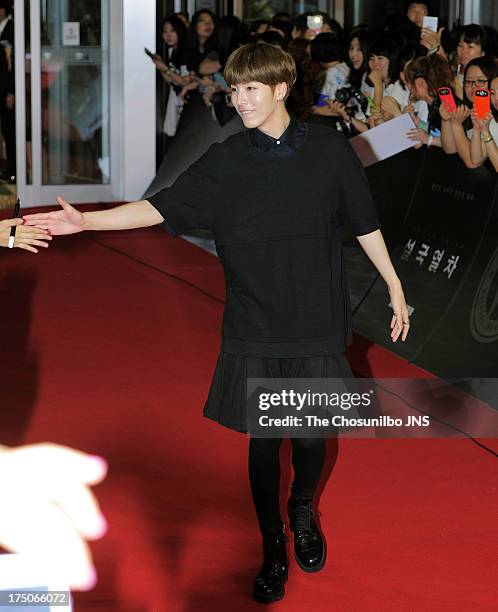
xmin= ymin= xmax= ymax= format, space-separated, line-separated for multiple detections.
xmin=309 ymin=29 xmax=373 ymax=133
xmin=154 ymin=15 xmax=188 ymax=75
xmin=365 ymin=34 xmax=400 ymax=122
xmin=469 ymin=72 xmax=498 ymax=169
xmin=309 ymin=32 xmax=348 ymax=119
xmin=440 ymin=56 xmax=497 ymax=167
xmin=199 ymin=15 xmax=246 ymax=75
xmin=368 ymin=48 xmax=421 ymax=128
xmin=452 ymin=24 xmax=488 ymax=100
xmin=175 ymin=10 xmax=219 ymax=104
xmin=151 ymin=16 xmax=191 ymax=151
xmin=195 ymin=16 xmax=246 ymax=108
xmin=403 ymin=54 xmax=454 ymax=148
xmin=379 ymin=44 xmax=425 ymax=124
xmin=182 ymin=9 xmax=218 ymax=74
xmin=347 ymin=28 xmax=371 ymax=90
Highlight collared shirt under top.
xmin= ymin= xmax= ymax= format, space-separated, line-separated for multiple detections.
xmin=0 ymin=15 xmax=11 ymax=38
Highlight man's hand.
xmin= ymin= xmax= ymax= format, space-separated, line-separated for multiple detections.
xmin=26 ymin=199 xmax=162 ymax=233
xmin=0 ymin=443 xmax=108 ymax=591
xmin=0 ymin=218 xmax=52 ymax=253
xmin=389 ymin=282 xmax=411 ymax=342
xmin=356 ymin=230 xmax=411 ymax=343
xmin=23 ymin=197 xmax=85 ymax=235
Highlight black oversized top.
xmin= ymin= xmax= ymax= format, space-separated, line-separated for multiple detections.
xmin=147 ymin=117 xmax=380 ymax=357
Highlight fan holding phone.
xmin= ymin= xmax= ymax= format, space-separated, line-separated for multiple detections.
xmin=469 ymin=73 xmax=498 ymax=171
xmin=420 ymin=15 xmax=447 ymax=57
xmin=438 ymin=57 xmax=498 ymax=169
xmin=402 ymin=55 xmax=454 ymax=149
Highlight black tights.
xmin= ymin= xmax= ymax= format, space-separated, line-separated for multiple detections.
xmin=248 ymin=437 xmax=325 ymax=537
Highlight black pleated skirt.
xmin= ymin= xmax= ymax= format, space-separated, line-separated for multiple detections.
xmin=203 ymin=351 xmax=354 ymax=434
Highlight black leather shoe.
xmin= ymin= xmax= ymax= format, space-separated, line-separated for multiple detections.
xmin=287 ymin=495 xmax=326 ymax=572
xmin=252 ymin=532 xmax=289 ymax=603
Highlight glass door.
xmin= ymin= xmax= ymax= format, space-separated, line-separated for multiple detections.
xmin=15 ymin=0 xmax=118 ymax=207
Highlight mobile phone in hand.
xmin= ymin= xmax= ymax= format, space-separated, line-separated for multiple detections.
xmin=437 ymin=87 xmax=457 ymax=112
xmin=474 ymin=89 xmax=491 ymax=119
xmin=422 ymin=16 xmax=438 ymax=32
xmin=307 ymin=15 xmax=323 ymax=38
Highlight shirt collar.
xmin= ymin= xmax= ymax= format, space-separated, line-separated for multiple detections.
xmin=246 ymin=115 xmax=306 ymax=156
xmin=0 ymin=16 xmax=11 ymax=33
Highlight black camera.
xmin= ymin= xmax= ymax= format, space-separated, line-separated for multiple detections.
xmin=335 ymin=86 xmax=368 ymax=115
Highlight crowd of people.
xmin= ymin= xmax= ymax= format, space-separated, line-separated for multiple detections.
xmin=151 ymin=2 xmax=498 ymax=172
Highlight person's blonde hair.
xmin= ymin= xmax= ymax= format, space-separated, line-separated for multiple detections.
xmin=224 ymin=42 xmax=297 ymax=100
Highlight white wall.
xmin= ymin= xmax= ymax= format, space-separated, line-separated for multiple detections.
xmin=120 ymin=0 xmax=156 ymax=201
xmin=463 ymin=0 xmax=480 ymax=24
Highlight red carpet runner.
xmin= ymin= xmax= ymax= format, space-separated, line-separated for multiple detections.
xmin=1 ymin=215 xmax=496 ymax=611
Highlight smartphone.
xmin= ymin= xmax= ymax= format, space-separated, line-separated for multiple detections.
xmin=474 ymin=89 xmax=491 ymax=119
xmin=144 ymin=47 xmax=155 ymax=59
xmin=438 ymin=87 xmax=457 ymax=113
xmin=422 ymin=16 xmax=439 ymax=32
xmin=307 ymin=14 xmax=323 ymax=37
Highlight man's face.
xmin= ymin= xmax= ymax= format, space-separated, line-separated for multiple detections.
xmin=406 ymin=3 xmax=429 ymax=28
xmin=230 ymin=81 xmax=283 ymax=129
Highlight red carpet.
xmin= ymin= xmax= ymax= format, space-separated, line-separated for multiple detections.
xmin=1 ymin=209 xmax=497 ymax=611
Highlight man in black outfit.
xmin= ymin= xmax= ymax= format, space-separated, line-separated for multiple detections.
xmin=0 ymin=0 xmax=15 ymax=183
xmin=25 ymin=42 xmax=411 ymax=604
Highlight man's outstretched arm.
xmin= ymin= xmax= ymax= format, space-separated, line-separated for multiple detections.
xmin=23 ymin=197 xmax=164 ymax=235
xmin=356 ymin=228 xmax=410 ymax=343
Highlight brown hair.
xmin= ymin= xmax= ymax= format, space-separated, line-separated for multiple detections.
xmin=224 ymin=42 xmax=297 ymax=100
xmin=404 ymin=55 xmax=453 ymax=99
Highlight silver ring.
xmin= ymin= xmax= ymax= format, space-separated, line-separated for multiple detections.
xmin=403 ymin=320 xmax=410 ymax=326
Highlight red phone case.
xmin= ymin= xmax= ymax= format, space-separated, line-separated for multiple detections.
xmin=474 ymin=89 xmax=491 ymax=119
xmin=438 ymin=87 xmax=458 ymax=112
